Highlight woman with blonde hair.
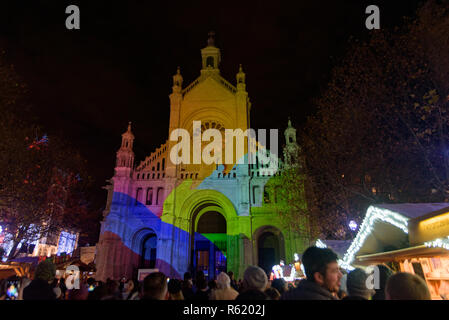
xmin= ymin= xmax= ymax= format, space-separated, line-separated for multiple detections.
xmin=210 ymin=272 xmax=239 ymax=300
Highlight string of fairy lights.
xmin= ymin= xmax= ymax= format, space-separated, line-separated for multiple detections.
xmin=424 ymin=236 xmax=449 ymax=250
xmin=341 ymin=206 xmax=409 ymax=268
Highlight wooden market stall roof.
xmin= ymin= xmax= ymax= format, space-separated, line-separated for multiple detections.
xmin=355 ymin=245 xmax=449 ymax=266
xmin=342 ymin=203 xmax=449 ymax=268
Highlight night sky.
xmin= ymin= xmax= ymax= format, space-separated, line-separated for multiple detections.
xmin=0 ymin=0 xmax=423 ymax=209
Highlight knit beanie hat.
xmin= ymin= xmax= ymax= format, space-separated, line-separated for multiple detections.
xmin=216 ymin=272 xmax=231 ymax=289
xmin=35 ymin=260 xmax=56 ymax=282
xmin=243 ymin=266 xmax=268 ymax=291
xmin=53 ymin=286 xmax=62 ymax=299
xmin=347 ymin=268 xmax=375 ymax=298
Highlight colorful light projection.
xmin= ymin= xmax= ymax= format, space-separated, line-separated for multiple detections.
xmin=57 ymin=231 xmax=77 ymax=255
xmin=99 ymin=149 xmax=283 ymax=280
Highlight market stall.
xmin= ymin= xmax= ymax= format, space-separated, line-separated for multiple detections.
xmin=342 ymin=203 xmax=449 ymax=299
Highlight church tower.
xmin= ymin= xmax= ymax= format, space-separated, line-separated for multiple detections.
xmin=115 ymin=122 xmax=135 ymax=174
xmin=283 ymin=119 xmax=301 ymax=168
xmin=112 ymin=122 xmax=135 ymax=204
xmin=165 ymin=32 xmax=251 ymax=178
xmin=200 ymin=31 xmax=221 ymax=76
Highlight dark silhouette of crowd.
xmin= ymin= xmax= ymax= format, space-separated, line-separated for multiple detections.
xmin=0 ymin=246 xmax=435 ymax=300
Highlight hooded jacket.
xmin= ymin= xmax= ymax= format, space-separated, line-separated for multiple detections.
xmin=281 ymin=279 xmax=338 ymax=300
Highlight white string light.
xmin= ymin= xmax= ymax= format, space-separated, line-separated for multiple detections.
xmin=424 ymin=236 xmax=449 ymax=250
xmin=315 ymin=239 xmax=327 ymax=248
xmin=315 ymin=239 xmax=355 ymax=271
xmin=341 ymin=206 xmax=409 ymax=267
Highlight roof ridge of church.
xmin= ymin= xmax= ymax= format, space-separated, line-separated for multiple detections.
xmin=182 ymin=72 xmax=237 ymax=97
xmin=136 ymin=140 xmax=169 ymax=171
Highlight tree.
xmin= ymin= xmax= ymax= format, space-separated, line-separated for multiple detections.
xmin=0 ymin=49 xmax=92 ymax=260
xmin=300 ymin=0 xmax=449 ymax=239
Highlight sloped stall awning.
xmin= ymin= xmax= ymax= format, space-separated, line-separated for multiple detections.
xmin=342 ymin=203 xmax=449 ymax=268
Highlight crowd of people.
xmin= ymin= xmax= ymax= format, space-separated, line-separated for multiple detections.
xmin=0 ymin=246 xmax=433 ymax=300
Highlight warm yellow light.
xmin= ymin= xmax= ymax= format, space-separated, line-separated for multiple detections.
xmin=420 ymin=212 xmax=449 ymax=228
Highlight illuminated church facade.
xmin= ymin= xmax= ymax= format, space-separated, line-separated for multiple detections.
xmin=95 ymin=35 xmax=310 ymax=281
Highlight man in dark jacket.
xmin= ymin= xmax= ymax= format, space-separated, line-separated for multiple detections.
xmin=23 ymin=260 xmax=57 ymax=300
xmin=281 ymin=246 xmax=342 ymax=300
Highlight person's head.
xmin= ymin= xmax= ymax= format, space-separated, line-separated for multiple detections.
xmin=167 ymin=279 xmax=184 ymax=300
xmin=216 ymin=272 xmax=231 ymax=289
xmin=208 ymin=280 xmax=217 ymax=290
xmin=183 ymin=272 xmax=192 ymax=281
xmin=53 ymin=286 xmax=62 ymax=299
xmin=195 ymin=271 xmax=205 ymax=283
xmin=271 ymin=278 xmax=287 ymax=295
xmin=385 ymin=272 xmax=431 ymax=300
xmin=265 ymin=287 xmax=281 ymax=300
xmin=346 ymin=268 xmax=375 ymax=299
xmin=143 ymin=272 xmax=168 ymax=300
xmin=124 ymin=279 xmax=135 ymax=293
xmin=243 ymin=266 xmax=268 ymax=292
xmin=106 ymin=279 xmax=119 ymax=296
xmin=376 ymin=264 xmax=394 ymax=290
xmin=301 ymin=246 xmax=342 ymax=293
xmin=196 ymin=277 xmax=208 ymax=290
xmin=34 ymin=260 xmax=56 ymax=283
xmin=227 ymin=271 xmax=234 ymax=281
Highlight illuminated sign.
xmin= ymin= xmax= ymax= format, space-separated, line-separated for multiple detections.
xmin=410 ymin=212 xmax=449 ymax=245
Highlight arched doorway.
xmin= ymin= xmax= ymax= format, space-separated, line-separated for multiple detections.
xmin=191 ymin=209 xmax=227 ymax=280
xmin=132 ymin=228 xmax=158 ymax=270
xmin=258 ymin=232 xmax=279 ymax=274
xmin=141 ymin=233 xmax=157 ymax=268
xmin=256 ymin=226 xmax=285 ymax=275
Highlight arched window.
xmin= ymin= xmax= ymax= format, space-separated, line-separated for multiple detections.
xmin=156 ymin=187 xmax=164 ymax=205
xmin=274 ymin=186 xmax=280 ymax=203
xmin=253 ymin=186 xmax=259 ymax=204
xmin=206 ymin=56 xmax=214 ymax=67
xmin=135 ymin=188 xmax=142 ymax=206
xmin=157 ymin=162 xmax=160 ymax=171
xmin=146 ymin=188 xmax=153 ymax=205
xmin=263 ymin=188 xmax=270 ymax=204
xmin=162 ymin=158 xmax=165 ymax=171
